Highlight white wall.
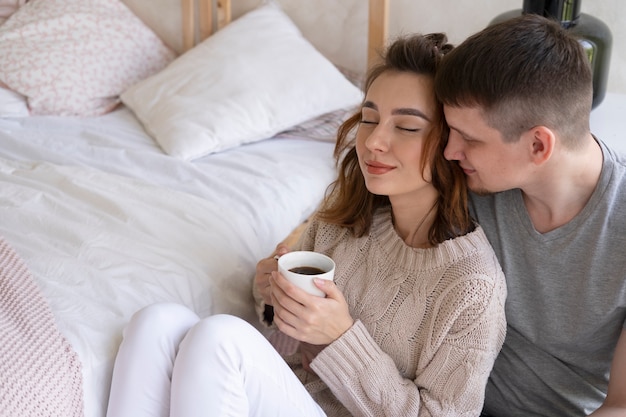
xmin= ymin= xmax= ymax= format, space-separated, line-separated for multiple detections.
xmin=232 ymin=0 xmax=625 ymax=94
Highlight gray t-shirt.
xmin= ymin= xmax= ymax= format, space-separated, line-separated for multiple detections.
xmin=472 ymin=139 xmax=626 ymax=416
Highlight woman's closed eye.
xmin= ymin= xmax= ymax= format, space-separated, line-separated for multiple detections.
xmin=397 ymin=126 xmax=420 ymax=132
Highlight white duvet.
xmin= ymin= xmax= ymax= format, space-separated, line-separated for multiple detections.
xmin=0 ymin=107 xmax=337 ymax=417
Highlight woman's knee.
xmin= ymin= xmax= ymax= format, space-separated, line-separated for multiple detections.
xmin=182 ymin=314 xmax=260 ymax=352
xmin=123 ymin=302 xmax=200 ymax=343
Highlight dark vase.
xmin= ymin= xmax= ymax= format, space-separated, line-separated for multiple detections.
xmin=490 ymin=0 xmax=612 ymax=108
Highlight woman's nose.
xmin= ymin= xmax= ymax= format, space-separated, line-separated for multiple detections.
xmin=364 ymin=124 xmax=390 ymax=152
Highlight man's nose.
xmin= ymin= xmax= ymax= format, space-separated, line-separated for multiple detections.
xmin=444 ymin=131 xmax=464 ymax=161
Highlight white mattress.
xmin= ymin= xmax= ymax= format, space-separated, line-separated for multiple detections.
xmin=0 ymin=106 xmax=337 ymax=417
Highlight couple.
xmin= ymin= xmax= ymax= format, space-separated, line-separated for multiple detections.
xmin=106 ymin=14 xmax=626 ymax=417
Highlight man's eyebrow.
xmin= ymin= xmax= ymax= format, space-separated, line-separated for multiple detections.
xmin=449 ymin=125 xmax=478 ymax=140
xmin=362 ymin=101 xmax=431 ymax=122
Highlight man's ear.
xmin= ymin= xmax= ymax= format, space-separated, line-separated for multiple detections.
xmin=526 ymin=126 xmax=555 ymax=165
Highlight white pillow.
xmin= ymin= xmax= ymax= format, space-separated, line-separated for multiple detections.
xmin=121 ymin=1 xmax=363 ymax=160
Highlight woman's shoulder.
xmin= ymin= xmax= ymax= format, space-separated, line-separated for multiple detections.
xmin=307 ymin=216 xmax=349 ymax=235
xmin=303 ymin=216 xmax=353 ymax=251
xmin=441 ymin=225 xmax=505 ymax=284
xmin=443 ymin=224 xmax=493 ymax=256
xmin=436 ymin=227 xmax=507 ymax=319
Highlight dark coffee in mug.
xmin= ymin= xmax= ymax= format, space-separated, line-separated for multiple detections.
xmin=289 ymin=266 xmax=325 ymax=275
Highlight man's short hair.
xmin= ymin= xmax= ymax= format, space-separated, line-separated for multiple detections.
xmin=435 ymin=14 xmax=593 ymax=147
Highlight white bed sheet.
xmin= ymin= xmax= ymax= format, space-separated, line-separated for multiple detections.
xmin=0 ymin=106 xmax=337 ymax=417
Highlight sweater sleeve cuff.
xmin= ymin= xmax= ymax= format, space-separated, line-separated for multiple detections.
xmin=311 ymin=319 xmax=386 ymax=388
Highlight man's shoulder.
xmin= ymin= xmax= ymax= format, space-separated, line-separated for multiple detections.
xmin=598 ymin=143 xmax=626 ymax=202
xmin=600 ymin=139 xmax=626 ymax=173
xmin=468 ymin=191 xmax=517 ymax=215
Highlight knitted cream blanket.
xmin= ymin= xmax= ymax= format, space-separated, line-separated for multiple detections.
xmin=0 ymin=237 xmax=84 ymax=417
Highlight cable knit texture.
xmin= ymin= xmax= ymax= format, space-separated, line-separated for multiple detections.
xmin=0 ymin=236 xmax=84 ymax=417
xmin=256 ymin=207 xmax=507 ymax=416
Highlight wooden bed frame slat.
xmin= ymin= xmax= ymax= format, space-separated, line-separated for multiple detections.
xmin=220 ymin=0 xmax=232 ymax=26
xmin=182 ymin=0 xmax=233 ymax=52
xmin=368 ymin=0 xmax=389 ymax=69
xmin=198 ymin=0 xmax=214 ymax=42
xmin=181 ymin=0 xmax=387 ymax=71
xmin=181 ymin=0 xmax=195 ymax=52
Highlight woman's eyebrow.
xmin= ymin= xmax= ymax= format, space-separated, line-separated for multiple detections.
xmin=362 ymin=100 xmax=377 ymax=110
xmin=362 ymin=101 xmax=431 ymax=122
xmin=361 ymin=100 xmax=431 ymax=122
xmin=392 ymin=108 xmax=431 ymax=122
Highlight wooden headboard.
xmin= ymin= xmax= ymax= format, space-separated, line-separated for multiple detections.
xmin=181 ymin=0 xmax=389 ymax=70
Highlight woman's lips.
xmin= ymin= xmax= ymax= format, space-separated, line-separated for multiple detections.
xmin=366 ymin=161 xmax=395 ymax=175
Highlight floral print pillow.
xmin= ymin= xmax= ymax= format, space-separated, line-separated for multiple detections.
xmin=0 ymin=0 xmax=175 ymax=116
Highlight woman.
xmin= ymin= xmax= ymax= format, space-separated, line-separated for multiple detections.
xmin=107 ymin=33 xmax=506 ymax=417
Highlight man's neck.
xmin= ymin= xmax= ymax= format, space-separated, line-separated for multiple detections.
xmin=522 ymin=135 xmax=603 ymax=233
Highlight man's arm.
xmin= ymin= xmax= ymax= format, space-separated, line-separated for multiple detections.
xmin=590 ymin=328 xmax=626 ymax=416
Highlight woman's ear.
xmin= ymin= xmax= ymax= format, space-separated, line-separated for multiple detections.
xmin=526 ymin=126 xmax=555 ymax=166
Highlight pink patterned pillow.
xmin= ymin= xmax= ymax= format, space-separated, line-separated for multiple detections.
xmin=0 ymin=0 xmax=28 ymax=24
xmin=0 ymin=0 xmax=175 ymax=116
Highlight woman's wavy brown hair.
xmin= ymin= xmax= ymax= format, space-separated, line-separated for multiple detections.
xmin=316 ymin=33 xmax=474 ymax=245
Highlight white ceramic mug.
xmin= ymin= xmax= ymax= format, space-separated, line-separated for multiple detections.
xmin=277 ymin=251 xmax=335 ymax=297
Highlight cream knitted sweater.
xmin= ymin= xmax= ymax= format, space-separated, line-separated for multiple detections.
xmin=258 ymin=207 xmax=507 ymax=417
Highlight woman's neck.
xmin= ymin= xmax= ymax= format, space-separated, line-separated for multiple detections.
xmin=390 ymin=190 xmax=438 ymax=248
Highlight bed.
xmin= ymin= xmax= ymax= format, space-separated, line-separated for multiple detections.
xmin=0 ymin=0 xmax=388 ymax=416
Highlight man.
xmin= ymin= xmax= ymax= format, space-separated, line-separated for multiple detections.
xmin=434 ymin=13 xmax=626 ymax=416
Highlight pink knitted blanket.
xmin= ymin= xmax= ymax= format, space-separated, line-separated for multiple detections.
xmin=0 ymin=237 xmax=84 ymax=417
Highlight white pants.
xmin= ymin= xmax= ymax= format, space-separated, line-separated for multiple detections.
xmin=106 ymin=303 xmax=326 ymax=417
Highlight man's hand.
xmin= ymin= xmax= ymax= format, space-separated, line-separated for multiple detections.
xmin=300 ymin=342 xmax=327 ymax=376
xmin=254 ymin=244 xmax=290 ymax=305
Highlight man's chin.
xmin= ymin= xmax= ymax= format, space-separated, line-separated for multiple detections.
xmin=467 ymin=182 xmax=492 ymax=196
xmin=471 ymin=188 xmax=493 ymax=196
